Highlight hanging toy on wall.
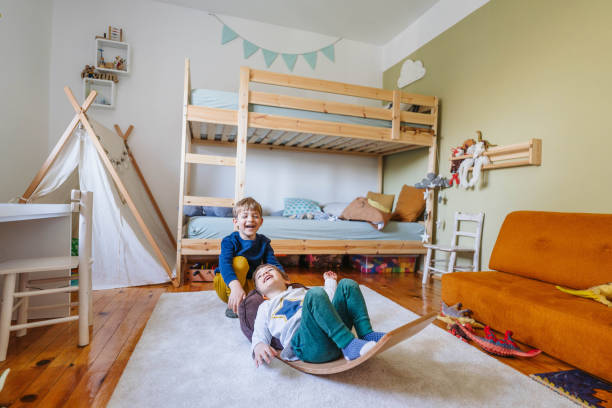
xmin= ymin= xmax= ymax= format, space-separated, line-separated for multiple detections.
xmin=458 ymin=141 xmax=490 ymax=189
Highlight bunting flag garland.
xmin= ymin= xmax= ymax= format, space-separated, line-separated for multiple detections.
xmin=212 ymin=14 xmax=341 ymax=71
xmin=262 ymin=49 xmax=278 ymax=68
xmin=320 ymin=45 xmax=335 ymax=62
xmin=281 ymin=54 xmax=298 ymax=71
xmin=221 ymin=25 xmax=238 ymax=45
xmin=243 ymin=40 xmax=259 ymax=58
xmin=302 ymin=51 xmax=317 ymax=69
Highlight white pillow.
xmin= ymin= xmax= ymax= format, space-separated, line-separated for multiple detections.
xmin=322 ymin=202 xmax=350 ymax=217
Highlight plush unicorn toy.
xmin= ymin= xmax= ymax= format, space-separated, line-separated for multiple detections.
xmin=458 ymin=141 xmax=490 ymax=189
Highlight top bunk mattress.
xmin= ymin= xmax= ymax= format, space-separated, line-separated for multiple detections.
xmin=186 ymin=216 xmax=425 ymax=241
xmin=191 ymin=89 xmax=429 ymax=130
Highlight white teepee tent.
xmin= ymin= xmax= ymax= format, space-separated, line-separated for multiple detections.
xmin=20 ymin=87 xmax=177 ymax=289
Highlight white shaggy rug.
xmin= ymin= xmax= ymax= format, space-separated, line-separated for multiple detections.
xmin=108 ymin=287 xmax=573 ymax=408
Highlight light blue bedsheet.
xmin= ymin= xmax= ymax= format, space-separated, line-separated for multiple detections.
xmin=191 ymin=89 xmax=429 ymax=130
xmin=186 ymin=216 xmax=424 ymax=241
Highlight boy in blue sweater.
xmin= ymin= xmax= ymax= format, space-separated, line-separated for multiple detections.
xmin=214 ymin=197 xmax=284 ymax=318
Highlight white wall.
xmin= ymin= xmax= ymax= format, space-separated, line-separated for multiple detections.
xmin=47 ymin=0 xmax=381 ymax=225
xmin=382 ymin=0 xmax=489 ymax=71
xmin=0 ymin=0 xmax=53 ymax=202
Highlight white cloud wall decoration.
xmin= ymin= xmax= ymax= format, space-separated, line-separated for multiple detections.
xmin=397 ymin=59 xmax=426 ymax=88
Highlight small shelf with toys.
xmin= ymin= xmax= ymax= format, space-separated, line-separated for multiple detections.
xmin=83 ymin=78 xmax=115 ymax=109
xmin=95 ymin=38 xmax=129 ymax=75
xmin=450 ymin=136 xmax=542 ymax=172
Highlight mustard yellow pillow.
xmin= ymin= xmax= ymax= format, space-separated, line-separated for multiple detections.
xmin=391 ymin=185 xmax=425 ymax=222
xmin=366 ymin=192 xmax=395 ymax=213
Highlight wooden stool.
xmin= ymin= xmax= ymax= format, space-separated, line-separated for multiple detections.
xmin=0 ymin=191 xmax=93 ymax=361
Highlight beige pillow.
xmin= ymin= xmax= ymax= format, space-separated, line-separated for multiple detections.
xmin=366 ymin=192 xmax=395 ymax=214
xmin=391 ymin=185 xmax=426 ymax=222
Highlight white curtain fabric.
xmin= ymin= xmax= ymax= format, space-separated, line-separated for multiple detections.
xmin=31 ymin=119 xmax=175 ymax=289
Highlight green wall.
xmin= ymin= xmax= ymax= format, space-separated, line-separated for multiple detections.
xmin=383 ymin=0 xmax=612 ymax=269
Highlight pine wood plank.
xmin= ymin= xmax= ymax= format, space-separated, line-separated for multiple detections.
xmin=183 ymin=196 xmax=234 ymax=207
xmin=33 ymin=288 xmax=155 ymax=407
xmin=180 ymin=238 xmax=427 ymax=255
xmin=0 ymin=288 xmax=121 ymax=406
xmin=250 ymin=91 xmax=394 ymax=121
xmin=64 ymin=288 xmax=163 ymax=408
xmin=185 ymin=153 xmax=236 ymax=166
xmin=249 ymin=68 xmax=436 ymax=107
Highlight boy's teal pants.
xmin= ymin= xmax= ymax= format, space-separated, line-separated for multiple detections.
xmin=290 ymin=279 xmax=373 ymax=363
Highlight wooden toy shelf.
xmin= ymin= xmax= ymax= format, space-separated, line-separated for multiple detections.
xmin=450 ymin=138 xmax=542 ymax=171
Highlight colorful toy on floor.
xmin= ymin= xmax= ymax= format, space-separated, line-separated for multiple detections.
xmin=450 ymin=323 xmax=541 ymax=358
xmin=351 ymin=255 xmax=417 ymax=274
xmin=556 ymin=283 xmax=612 ymax=307
xmin=188 ymin=262 xmax=215 ymax=282
xmin=437 ymin=302 xmax=484 ymax=328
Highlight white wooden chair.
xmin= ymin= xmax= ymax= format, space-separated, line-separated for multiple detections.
xmin=0 ymin=190 xmax=93 ymax=361
xmin=422 ymin=212 xmax=484 ymax=285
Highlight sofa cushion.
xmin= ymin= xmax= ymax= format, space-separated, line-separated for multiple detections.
xmin=489 ymin=211 xmax=612 ymax=288
xmin=442 ymin=271 xmax=612 ymax=382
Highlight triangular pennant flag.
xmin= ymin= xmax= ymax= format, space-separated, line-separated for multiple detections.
xmin=282 ymin=53 xmax=298 ymax=71
xmin=320 ymin=45 xmax=335 ymax=62
xmin=243 ymin=40 xmax=259 ymax=59
xmin=221 ymin=25 xmax=238 ymax=44
xmin=302 ymin=51 xmax=317 ymax=69
xmin=262 ymin=49 xmax=278 ymax=68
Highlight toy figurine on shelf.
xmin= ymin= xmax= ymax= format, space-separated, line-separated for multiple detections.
xmin=97 ymin=48 xmax=105 ymax=68
xmin=80 ymin=65 xmax=119 ymax=83
xmin=81 ymin=65 xmax=96 ymax=79
xmin=113 ymin=56 xmax=126 ymax=71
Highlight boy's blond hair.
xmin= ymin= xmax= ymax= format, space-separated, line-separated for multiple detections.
xmin=233 ymin=197 xmax=263 ymax=218
xmin=253 ymin=264 xmax=289 ymax=292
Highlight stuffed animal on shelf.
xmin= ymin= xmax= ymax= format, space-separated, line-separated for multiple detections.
xmin=81 ymin=65 xmax=96 ymax=79
xmin=113 ymin=56 xmax=126 ymax=71
xmin=458 ymin=141 xmax=490 ymax=189
xmin=556 ymin=283 xmax=612 ymax=307
xmin=80 ymin=65 xmax=119 ymax=83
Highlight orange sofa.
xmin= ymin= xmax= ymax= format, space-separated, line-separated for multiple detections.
xmin=442 ymin=211 xmax=612 ymax=382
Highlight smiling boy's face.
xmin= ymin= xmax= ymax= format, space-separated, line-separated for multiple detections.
xmin=254 ymin=265 xmax=289 ymax=297
xmin=233 ymin=209 xmax=263 ymax=240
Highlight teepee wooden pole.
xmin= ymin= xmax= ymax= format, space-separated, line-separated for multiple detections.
xmin=64 ymin=87 xmax=178 ymax=287
xmin=20 ymin=91 xmax=97 ymax=203
xmin=114 ymin=125 xmax=176 ymax=250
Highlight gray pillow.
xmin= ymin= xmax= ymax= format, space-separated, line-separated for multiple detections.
xmin=322 ymin=202 xmax=350 ymax=217
xmin=183 ymin=205 xmax=204 ymax=216
xmin=202 ymin=206 xmax=233 ymax=217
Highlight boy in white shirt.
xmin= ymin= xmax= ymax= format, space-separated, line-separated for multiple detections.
xmin=251 ymin=264 xmax=385 ymax=366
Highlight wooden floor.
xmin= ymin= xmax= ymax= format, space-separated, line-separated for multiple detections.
xmin=0 ymin=268 xmax=574 ymax=407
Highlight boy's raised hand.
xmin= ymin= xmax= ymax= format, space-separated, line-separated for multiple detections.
xmin=323 ymin=270 xmax=337 ymax=281
xmin=253 ymin=342 xmax=279 ymax=367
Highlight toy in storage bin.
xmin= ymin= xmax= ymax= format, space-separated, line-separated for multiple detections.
xmin=351 ymin=255 xmax=417 ymax=274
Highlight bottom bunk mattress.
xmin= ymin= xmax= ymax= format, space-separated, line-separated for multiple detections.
xmin=185 ymin=216 xmax=425 ymax=241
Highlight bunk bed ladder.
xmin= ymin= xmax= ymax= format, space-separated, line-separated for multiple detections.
xmin=176 ymin=61 xmax=248 ymax=283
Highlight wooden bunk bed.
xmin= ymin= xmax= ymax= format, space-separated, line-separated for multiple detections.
xmin=176 ymin=59 xmax=439 ymax=283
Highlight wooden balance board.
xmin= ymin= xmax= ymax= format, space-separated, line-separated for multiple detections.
xmin=277 ymin=311 xmax=437 ymax=375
